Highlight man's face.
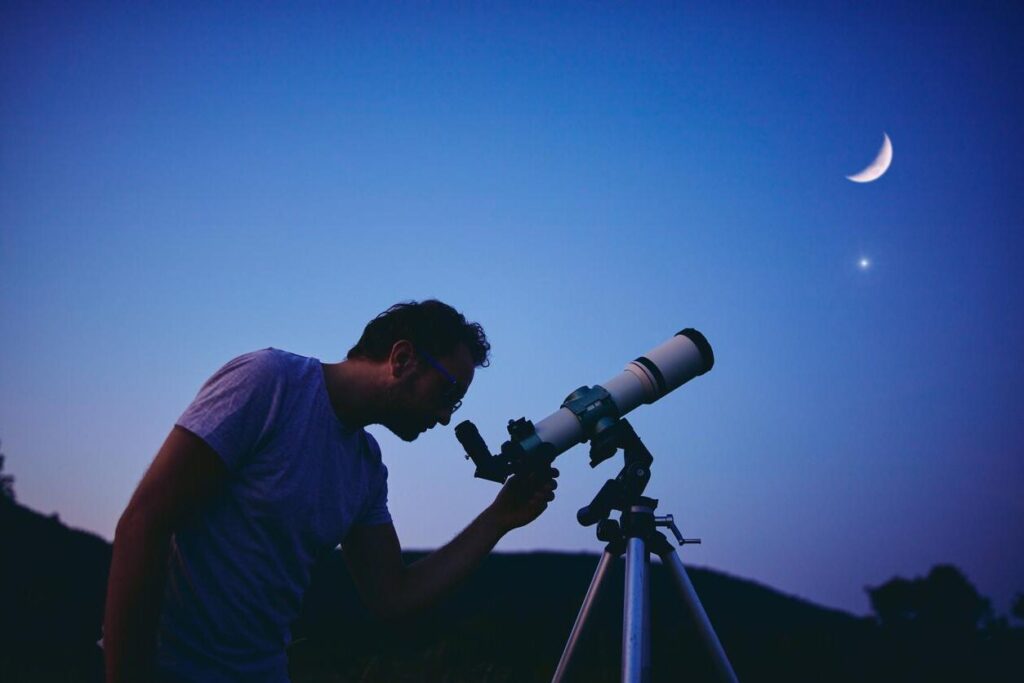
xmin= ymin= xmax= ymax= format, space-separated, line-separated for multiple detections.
xmin=383 ymin=342 xmax=476 ymax=442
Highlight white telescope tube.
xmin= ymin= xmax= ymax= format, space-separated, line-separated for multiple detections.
xmin=532 ymin=329 xmax=713 ymax=456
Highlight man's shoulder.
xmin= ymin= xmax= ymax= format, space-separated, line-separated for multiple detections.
xmin=194 ymin=349 xmax=315 ymax=402
xmin=228 ymin=348 xmax=315 ymax=379
xmin=219 ymin=347 xmax=283 ymax=372
xmin=239 ymin=346 xmax=299 ymax=366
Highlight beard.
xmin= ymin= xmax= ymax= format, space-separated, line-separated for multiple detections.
xmin=389 ymin=417 xmax=429 ymax=442
xmin=382 ymin=381 xmax=427 ymax=442
xmin=393 ymin=426 xmax=421 ymax=442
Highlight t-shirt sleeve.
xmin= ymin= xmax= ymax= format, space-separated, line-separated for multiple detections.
xmin=357 ymin=434 xmax=393 ymax=527
xmin=175 ymin=350 xmax=283 ymax=471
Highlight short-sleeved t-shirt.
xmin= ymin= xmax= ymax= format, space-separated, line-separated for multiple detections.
xmin=156 ymin=349 xmax=391 ymax=682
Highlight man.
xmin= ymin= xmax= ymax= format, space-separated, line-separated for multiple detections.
xmin=103 ymin=300 xmax=558 ymax=682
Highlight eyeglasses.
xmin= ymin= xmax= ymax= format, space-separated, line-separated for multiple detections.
xmin=416 ymin=348 xmax=464 ymax=414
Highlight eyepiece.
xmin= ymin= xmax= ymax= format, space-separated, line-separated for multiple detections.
xmin=455 ymin=420 xmax=490 ymax=464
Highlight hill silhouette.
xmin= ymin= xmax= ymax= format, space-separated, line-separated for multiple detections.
xmin=1 ymin=500 xmax=110 ymax=681
xmin=2 ymin=499 xmax=1020 ymax=682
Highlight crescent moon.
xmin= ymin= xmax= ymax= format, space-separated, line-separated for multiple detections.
xmin=846 ymin=132 xmax=893 ymax=183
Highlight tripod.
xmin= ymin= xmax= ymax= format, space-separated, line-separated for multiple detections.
xmin=551 ymin=420 xmax=739 ymax=683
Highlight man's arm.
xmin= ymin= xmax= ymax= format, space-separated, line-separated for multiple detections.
xmin=342 ymin=468 xmax=557 ymax=621
xmin=103 ymin=426 xmax=227 ymax=683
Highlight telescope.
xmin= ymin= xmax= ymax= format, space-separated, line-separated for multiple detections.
xmin=457 ymin=328 xmax=737 ymax=683
xmin=455 ymin=328 xmax=714 ymax=483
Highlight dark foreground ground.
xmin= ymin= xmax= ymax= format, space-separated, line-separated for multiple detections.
xmin=2 ymin=499 xmax=1022 ymax=682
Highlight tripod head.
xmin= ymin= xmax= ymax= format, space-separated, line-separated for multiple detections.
xmin=574 ymin=419 xmax=653 ymax=526
xmin=581 ymin=422 xmax=703 ymax=564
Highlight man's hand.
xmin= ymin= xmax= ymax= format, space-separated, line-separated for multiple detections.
xmin=488 ymin=467 xmax=559 ymax=532
xmin=344 ymin=466 xmax=558 ymax=620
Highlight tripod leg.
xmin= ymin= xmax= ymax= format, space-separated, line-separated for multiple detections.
xmin=552 ymin=548 xmax=617 ymax=683
xmin=659 ymin=548 xmax=739 ymax=683
xmin=623 ymin=538 xmax=650 ymax=683
xmin=643 ymin=551 xmax=651 ymax=677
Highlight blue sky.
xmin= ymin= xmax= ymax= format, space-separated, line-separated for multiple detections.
xmin=2 ymin=1 xmax=1022 ymax=615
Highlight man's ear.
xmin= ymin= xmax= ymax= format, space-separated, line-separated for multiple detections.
xmin=389 ymin=340 xmax=417 ymax=378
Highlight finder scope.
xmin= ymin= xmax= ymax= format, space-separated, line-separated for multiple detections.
xmin=456 ymin=328 xmax=714 ymax=483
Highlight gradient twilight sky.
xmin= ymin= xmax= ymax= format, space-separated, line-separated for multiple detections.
xmin=2 ymin=2 xmax=1022 ymax=616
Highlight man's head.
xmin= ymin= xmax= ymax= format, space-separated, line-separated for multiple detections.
xmin=348 ymin=300 xmax=490 ymax=441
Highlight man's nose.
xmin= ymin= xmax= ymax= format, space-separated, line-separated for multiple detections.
xmin=437 ymin=410 xmax=452 ymax=427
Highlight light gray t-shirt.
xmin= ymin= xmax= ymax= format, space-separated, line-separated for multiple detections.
xmin=157 ymin=349 xmax=391 ymax=682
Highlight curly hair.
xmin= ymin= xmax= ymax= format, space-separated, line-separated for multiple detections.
xmin=347 ymin=300 xmax=491 ymax=368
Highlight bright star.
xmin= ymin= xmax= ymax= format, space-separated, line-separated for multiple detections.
xmin=858 ymin=257 xmax=871 ymax=270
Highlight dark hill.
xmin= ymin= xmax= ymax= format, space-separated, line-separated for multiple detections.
xmin=3 ymin=499 xmax=1018 ymax=682
xmin=295 ymin=550 xmax=878 ymax=682
xmin=0 ymin=500 xmax=111 ymax=681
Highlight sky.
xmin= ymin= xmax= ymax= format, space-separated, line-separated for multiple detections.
xmin=2 ymin=1 xmax=1022 ymax=617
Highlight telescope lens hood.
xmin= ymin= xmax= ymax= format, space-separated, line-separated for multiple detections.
xmin=677 ymin=328 xmax=714 ymax=374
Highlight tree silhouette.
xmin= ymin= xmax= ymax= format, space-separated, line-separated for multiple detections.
xmin=868 ymin=564 xmax=991 ymax=634
xmin=867 ymin=565 xmax=999 ymax=681
xmin=0 ymin=438 xmax=15 ymax=502
xmin=1012 ymin=593 xmax=1024 ymax=624
xmin=867 ymin=576 xmax=920 ymax=628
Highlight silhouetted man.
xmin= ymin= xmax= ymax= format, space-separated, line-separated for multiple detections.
xmin=103 ymin=300 xmax=558 ymax=682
